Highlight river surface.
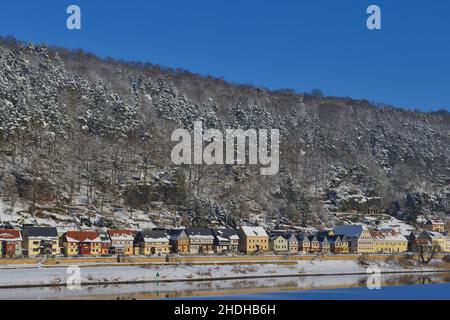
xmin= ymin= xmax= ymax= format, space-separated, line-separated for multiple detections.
xmin=1 ymin=272 xmax=450 ymax=299
xmin=192 ymin=282 xmax=450 ymax=300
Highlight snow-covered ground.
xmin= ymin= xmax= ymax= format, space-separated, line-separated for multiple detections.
xmin=3 ymin=272 xmax=447 ymax=300
xmin=0 ymin=261 xmax=448 ymax=299
xmin=0 ymin=259 xmax=440 ymax=288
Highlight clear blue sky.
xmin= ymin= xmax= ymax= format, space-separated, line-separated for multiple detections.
xmin=0 ymin=0 xmax=449 ymax=111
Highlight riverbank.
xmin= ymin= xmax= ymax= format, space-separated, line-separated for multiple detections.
xmin=1 ymin=252 xmax=446 ymax=267
xmin=1 ymin=268 xmax=450 ymax=300
xmin=0 ymin=257 xmax=448 ymax=289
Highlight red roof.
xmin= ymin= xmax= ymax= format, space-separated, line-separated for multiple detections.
xmin=0 ymin=229 xmax=21 ymax=240
xmin=107 ymin=229 xmax=132 ymax=237
xmin=65 ymin=231 xmax=100 ymax=242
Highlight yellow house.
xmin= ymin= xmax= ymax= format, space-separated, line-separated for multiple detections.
xmin=371 ymin=230 xmax=408 ymax=253
xmin=332 ymin=225 xmax=375 ymax=253
xmin=269 ymin=235 xmax=288 ymax=253
xmin=423 ymin=219 xmax=445 ymax=233
xmin=61 ymin=231 xmax=102 ymax=256
xmin=238 ymin=226 xmax=269 ymax=253
xmin=357 ymin=227 xmax=375 ymax=253
xmin=134 ymin=230 xmax=170 ymax=255
xmin=419 ymin=231 xmax=449 ymax=252
xmin=329 ymin=235 xmax=349 ymax=254
xmin=22 ymin=227 xmax=60 ymax=257
xmin=107 ymin=229 xmax=134 ymax=256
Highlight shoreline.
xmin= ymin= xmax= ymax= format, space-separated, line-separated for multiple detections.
xmin=0 ymin=266 xmax=449 ymax=290
xmin=0 ymin=252 xmax=441 ymax=267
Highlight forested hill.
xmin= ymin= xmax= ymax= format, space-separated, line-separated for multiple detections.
xmin=0 ymin=37 xmax=449 ymax=230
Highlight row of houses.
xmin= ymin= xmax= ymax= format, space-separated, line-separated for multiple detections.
xmin=409 ymin=231 xmax=450 ymax=253
xmin=266 ymin=225 xmax=409 ymax=254
xmin=0 ymin=226 xmax=241 ymax=258
xmin=0 ymin=223 xmax=448 ymax=258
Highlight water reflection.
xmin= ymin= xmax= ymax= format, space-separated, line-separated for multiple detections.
xmin=1 ymin=272 xmax=450 ymax=300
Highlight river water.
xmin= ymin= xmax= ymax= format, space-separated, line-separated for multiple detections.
xmin=1 ymin=272 xmax=450 ymax=300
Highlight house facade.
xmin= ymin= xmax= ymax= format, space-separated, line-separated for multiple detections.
xmin=371 ymin=230 xmax=408 ymax=253
xmin=61 ymin=231 xmax=102 ymax=256
xmin=107 ymin=229 xmax=134 ymax=256
xmin=0 ymin=229 xmax=22 ymax=258
xmin=186 ymin=228 xmax=214 ymax=254
xmin=99 ymin=232 xmax=112 ymax=255
xmin=418 ymin=231 xmax=449 ymax=252
xmin=213 ymin=229 xmax=239 ymax=254
xmin=308 ymin=235 xmax=320 ymax=253
xmin=297 ymin=235 xmax=310 ymax=253
xmin=286 ymin=234 xmax=298 ymax=254
xmin=333 ymin=225 xmax=375 ymax=253
xmin=329 ymin=235 xmax=349 ymax=254
xmin=238 ymin=226 xmax=269 ymax=253
xmin=22 ymin=227 xmax=60 ymax=257
xmin=423 ymin=219 xmax=445 ymax=233
xmin=269 ymin=235 xmax=288 ymax=253
xmin=168 ymin=229 xmax=190 ymax=254
xmin=318 ymin=236 xmax=331 ymax=253
xmin=134 ymin=230 xmax=170 ymax=255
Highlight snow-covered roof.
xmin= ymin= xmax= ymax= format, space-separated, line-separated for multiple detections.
xmin=426 ymin=219 xmax=444 ymax=225
xmin=167 ymin=229 xmax=188 ymax=240
xmin=240 ymin=226 xmax=268 ymax=237
xmin=185 ymin=228 xmax=214 ymax=239
xmin=370 ymin=230 xmax=407 ymax=242
xmin=213 ymin=229 xmax=240 ymax=241
xmin=107 ymin=229 xmax=134 ymax=241
xmin=139 ymin=230 xmax=169 ymax=243
xmin=0 ymin=229 xmax=22 ymax=241
xmin=426 ymin=231 xmax=446 ymax=239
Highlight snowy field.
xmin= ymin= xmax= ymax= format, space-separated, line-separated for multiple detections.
xmin=0 ymin=259 xmax=439 ymax=288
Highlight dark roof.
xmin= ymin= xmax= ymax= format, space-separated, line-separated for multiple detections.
xmin=270 ymin=234 xmax=286 ymax=240
xmin=213 ymin=229 xmax=239 ymax=239
xmin=317 ymin=231 xmax=331 ymax=238
xmin=219 ymin=229 xmax=238 ymax=237
xmin=332 ymin=225 xmax=363 ymax=237
xmin=166 ymin=229 xmax=188 ymax=240
xmin=139 ymin=229 xmax=167 ymax=239
xmin=185 ymin=228 xmax=214 ymax=237
xmin=286 ymin=233 xmax=297 ymax=241
xmin=24 ymin=226 xmax=58 ymax=238
xmin=317 ymin=235 xmax=330 ymax=244
xmin=99 ymin=232 xmax=111 ymax=242
xmin=166 ymin=229 xmax=182 ymax=235
xmin=327 ymin=235 xmax=340 ymax=243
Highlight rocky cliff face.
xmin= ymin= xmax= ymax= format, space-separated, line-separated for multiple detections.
xmin=0 ymin=38 xmax=449 ymax=230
